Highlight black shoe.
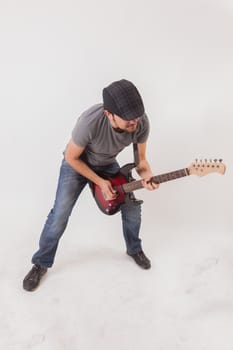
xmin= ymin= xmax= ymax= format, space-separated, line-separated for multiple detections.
xmin=23 ymin=265 xmax=47 ymax=291
xmin=127 ymin=250 xmax=151 ymax=269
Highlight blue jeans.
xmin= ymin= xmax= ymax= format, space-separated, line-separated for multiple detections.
xmin=32 ymin=159 xmax=142 ymax=268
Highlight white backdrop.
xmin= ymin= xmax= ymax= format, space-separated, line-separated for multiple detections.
xmin=1 ymin=0 xmax=233 ymax=349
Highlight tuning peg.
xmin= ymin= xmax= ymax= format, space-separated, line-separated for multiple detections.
xmin=219 ymin=159 xmax=223 ymax=162
xmin=209 ymin=159 xmax=212 ymax=162
xmin=205 ymin=159 xmax=208 ymax=162
xmin=195 ymin=158 xmax=198 ymax=162
xmin=214 ymin=159 xmax=217 ymax=162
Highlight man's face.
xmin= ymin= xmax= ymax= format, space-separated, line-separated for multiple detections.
xmin=106 ymin=111 xmax=139 ymax=133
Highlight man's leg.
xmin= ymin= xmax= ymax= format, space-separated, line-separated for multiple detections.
xmin=121 ymin=202 xmax=142 ymax=254
xmin=23 ymin=159 xmax=87 ymax=291
xmin=121 ymin=202 xmax=151 ymax=269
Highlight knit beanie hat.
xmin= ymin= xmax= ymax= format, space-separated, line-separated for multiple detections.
xmin=103 ymin=79 xmax=145 ymax=120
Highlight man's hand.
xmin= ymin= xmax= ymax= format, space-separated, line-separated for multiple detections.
xmin=99 ymin=179 xmax=118 ymax=200
xmin=141 ymin=177 xmax=159 ymax=191
xmin=134 ymin=149 xmax=159 ymax=191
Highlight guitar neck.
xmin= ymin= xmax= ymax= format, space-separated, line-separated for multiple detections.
xmin=122 ymin=168 xmax=190 ymax=193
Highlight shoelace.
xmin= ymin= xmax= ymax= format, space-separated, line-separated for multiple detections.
xmin=28 ymin=265 xmax=42 ymax=280
xmin=138 ymin=252 xmax=147 ymax=261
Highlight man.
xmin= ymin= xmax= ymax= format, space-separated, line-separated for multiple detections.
xmin=23 ymin=79 xmax=159 ymax=292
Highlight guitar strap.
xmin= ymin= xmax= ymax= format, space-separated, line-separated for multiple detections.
xmin=133 ymin=143 xmax=139 ymax=166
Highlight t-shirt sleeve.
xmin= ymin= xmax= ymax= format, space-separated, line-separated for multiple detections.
xmin=71 ymin=114 xmax=93 ymax=147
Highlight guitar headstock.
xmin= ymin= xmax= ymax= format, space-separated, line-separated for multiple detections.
xmin=188 ymin=159 xmax=226 ymax=176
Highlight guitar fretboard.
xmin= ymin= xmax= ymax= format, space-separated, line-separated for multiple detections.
xmin=122 ymin=168 xmax=189 ymax=193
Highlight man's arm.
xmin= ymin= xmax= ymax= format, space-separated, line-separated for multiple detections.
xmin=64 ymin=139 xmax=117 ymax=199
xmin=135 ymin=142 xmax=159 ymax=191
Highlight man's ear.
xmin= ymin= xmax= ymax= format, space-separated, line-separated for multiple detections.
xmin=104 ymin=109 xmax=114 ymax=120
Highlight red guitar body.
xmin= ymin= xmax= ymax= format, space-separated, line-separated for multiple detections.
xmin=90 ymin=163 xmax=142 ymax=215
xmin=92 ymin=173 xmax=128 ymax=215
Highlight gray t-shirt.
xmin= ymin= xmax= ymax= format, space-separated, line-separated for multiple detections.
xmin=71 ymin=103 xmax=150 ymax=166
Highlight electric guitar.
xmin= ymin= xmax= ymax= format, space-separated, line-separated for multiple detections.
xmin=91 ymin=159 xmax=226 ymax=215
